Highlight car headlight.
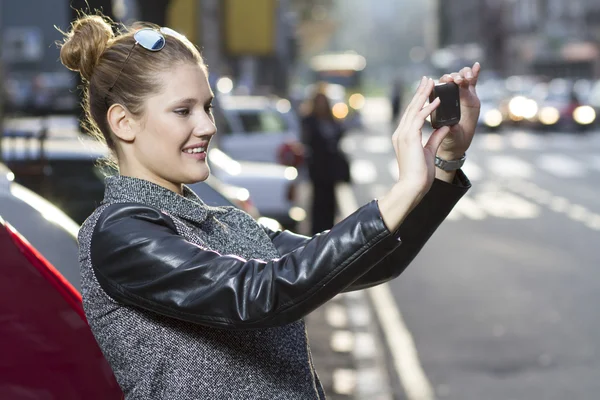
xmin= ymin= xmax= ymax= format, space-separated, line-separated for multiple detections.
xmin=288 ymin=206 xmax=306 ymax=222
xmin=523 ymin=99 xmax=538 ymax=119
xmin=573 ymin=106 xmax=596 ymax=125
xmin=539 ymin=107 xmax=560 ymax=125
xmin=508 ymin=96 xmax=538 ymax=120
xmin=332 ymin=102 xmax=349 ymax=119
xmin=483 ymin=109 xmax=503 ymax=127
xmin=508 ymin=96 xmax=526 ymax=120
xmin=349 ymin=93 xmax=365 ymax=110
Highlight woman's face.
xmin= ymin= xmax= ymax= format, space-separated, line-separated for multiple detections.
xmin=125 ymin=63 xmax=216 ymax=193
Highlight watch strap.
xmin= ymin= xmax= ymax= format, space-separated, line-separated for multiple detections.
xmin=434 ymin=153 xmax=466 ymax=171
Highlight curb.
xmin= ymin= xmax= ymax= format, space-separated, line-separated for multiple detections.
xmin=302 ymin=179 xmax=395 ymax=399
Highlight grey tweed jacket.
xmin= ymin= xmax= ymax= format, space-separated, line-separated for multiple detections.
xmin=78 ymin=173 xmax=469 ymax=399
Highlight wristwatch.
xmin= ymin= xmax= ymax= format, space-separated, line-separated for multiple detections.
xmin=434 ymin=153 xmax=466 ymax=171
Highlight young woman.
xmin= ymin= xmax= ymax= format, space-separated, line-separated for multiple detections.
xmin=60 ymin=14 xmax=480 ymax=400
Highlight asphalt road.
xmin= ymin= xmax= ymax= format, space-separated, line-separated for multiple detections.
xmin=344 ymin=99 xmax=600 ymax=400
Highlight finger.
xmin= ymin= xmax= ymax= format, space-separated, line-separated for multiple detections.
xmin=423 ymin=125 xmax=451 ymax=155
xmin=439 ymin=74 xmax=453 ymax=83
xmin=399 ymin=76 xmax=427 ymax=123
xmin=406 ymin=77 xmax=431 ymax=112
xmin=392 ymin=76 xmax=427 ymax=131
xmin=459 ymin=67 xmax=474 ymax=84
xmin=450 ymin=72 xmax=463 ymax=85
xmin=404 ymin=77 xmax=435 ymax=122
xmin=451 ymin=73 xmax=467 ymax=89
xmin=470 ymin=62 xmax=481 ymax=86
xmin=407 ymin=97 xmax=441 ymax=134
xmin=416 ymin=96 xmax=440 ymax=121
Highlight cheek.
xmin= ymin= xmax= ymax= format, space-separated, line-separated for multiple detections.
xmin=143 ymin=115 xmax=189 ymax=155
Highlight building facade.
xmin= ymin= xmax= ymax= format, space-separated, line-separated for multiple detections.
xmin=437 ymin=0 xmax=600 ymax=78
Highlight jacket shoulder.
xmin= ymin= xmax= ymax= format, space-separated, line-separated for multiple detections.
xmin=78 ymin=202 xmax=172 ymax=260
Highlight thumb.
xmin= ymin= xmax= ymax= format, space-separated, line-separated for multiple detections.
xmin=424 ymin=126 xmax=451 ymax=155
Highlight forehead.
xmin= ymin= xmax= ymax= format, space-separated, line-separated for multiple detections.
xmin=154 ymin=63 xmax=212 ymax=99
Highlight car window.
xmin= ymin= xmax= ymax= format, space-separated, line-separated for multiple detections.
xmin=238 ymin=110 xmax=289 ymax=133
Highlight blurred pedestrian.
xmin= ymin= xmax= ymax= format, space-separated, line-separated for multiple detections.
xmin=59 ymin=12 xmax=479 ymax=400
xmin=391 ymin=78 xmax=404 ymax=124
xmin=301 ymin=92 xmax=350 ymax=234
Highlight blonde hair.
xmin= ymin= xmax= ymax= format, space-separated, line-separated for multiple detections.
xmin=58 ymin=13 xmax=206 ymax=162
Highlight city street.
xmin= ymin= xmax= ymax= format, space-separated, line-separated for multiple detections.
xmin=334 ymin=98 xmax=600 ymax=399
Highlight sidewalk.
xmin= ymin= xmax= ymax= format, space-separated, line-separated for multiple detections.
xmin=299 ymin=179 xmax=395 ymax=400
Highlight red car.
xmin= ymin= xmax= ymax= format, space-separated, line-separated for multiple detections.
xmin=0 ymin=163 xmax=122 ymax=399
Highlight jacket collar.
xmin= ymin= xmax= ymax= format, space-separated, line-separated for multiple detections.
xmin=102 ymin=175 xmax=220 ymax=224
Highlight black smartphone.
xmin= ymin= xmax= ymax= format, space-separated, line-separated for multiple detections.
xmin=429 ymin=82 xmax=460 ymax=129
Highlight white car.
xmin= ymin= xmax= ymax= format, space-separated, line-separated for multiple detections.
xmin=207 ymin=148 xmax=305 ymax=231
xmin=3 ymin=117 xmax=303 ymax=230
xmin=213 ymin=95 xmax=303 ymax=166
xmin=187 ymin=174 xmax=283 ymax=232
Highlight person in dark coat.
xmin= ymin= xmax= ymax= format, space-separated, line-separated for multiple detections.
xmin=391 ymin=78 xmax=404 ymax=124
xmin=301 ymin=92 xmax=350 ymax=234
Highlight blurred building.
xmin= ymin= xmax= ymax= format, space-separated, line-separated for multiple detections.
xmin=436 ymin=0 xmax=600 ymax=79
xmin=506 ymin=0 xmax=600 ymax=78
xmin=0 ymin=0 xmax=79 ymax=115
xmin=163 ymin=0 xmax=299 ymax=97
xmin=0 ymin=0 xmax=299 ymax=116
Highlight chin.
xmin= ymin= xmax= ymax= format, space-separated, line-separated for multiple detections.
xmin=183 ymin=170 xmax=210 ymax=184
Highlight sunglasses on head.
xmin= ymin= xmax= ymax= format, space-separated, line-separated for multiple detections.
xmin=105 ymin=27 xmax=186 ymax=104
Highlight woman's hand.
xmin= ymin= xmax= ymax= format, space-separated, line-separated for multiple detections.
xmin=392 ymin=76 xmax=452 ymax=196
xmin=378 ymin=76 xmax=452 ymax=232
xmin=436 ymin=62 xmax=482 ymax=160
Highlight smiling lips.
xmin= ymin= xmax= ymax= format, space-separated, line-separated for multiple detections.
xmin=182 ymin=142 xmax=208 ymax=154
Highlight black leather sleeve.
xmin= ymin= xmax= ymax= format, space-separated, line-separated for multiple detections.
xmin=90 ymin=200 xmax=402 ymax=330
xmin=262 ymin=171 xmax=471 ymax=291
xmin=261 ymin=228 xmax=311 ymax=256
xmin=344 ymin=170 xmax=470 ymax=291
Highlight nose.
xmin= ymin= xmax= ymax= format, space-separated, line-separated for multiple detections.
xmin=192 ymin=112 xmax=217 ymax=137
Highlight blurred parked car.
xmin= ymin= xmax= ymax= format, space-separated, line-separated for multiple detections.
xmin=207 ymin=148 xmax=305 ymax=231
xmin=2 ymin=120 xmax=107 ymax=224
xmin=213 ymin=94 xmax=305 ymax=167
xmin=0 ymin=163 xmax=123 ymax=399
xmin=2 ymin=117 xmax=295 ymax=229
xmin=188 ymin=174 xmax=283 ymax=232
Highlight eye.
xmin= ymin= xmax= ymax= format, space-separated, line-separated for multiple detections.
xmin=205 ymin=103 xmax=214 ymax=113
xmin=174 ymin=108 xmax=190 ymax=116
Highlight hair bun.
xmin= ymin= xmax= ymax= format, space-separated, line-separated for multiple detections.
xmin=59 ymin=15 xmax=114 ymax=81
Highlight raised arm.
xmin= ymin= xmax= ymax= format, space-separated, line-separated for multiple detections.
xmin=90 ymin=201 xmax=402 ymax=330
xmin=344 ymin=171 xmax=469 ymax=291
xmin=262 ymin=171 xmax=470 ymax=292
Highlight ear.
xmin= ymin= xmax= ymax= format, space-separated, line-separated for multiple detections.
xmin=107 ymin=103 xmax=137 ymax=142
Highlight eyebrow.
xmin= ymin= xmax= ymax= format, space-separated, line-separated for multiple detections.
xmin=169 ymin=96 xmax=214 ymax=107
